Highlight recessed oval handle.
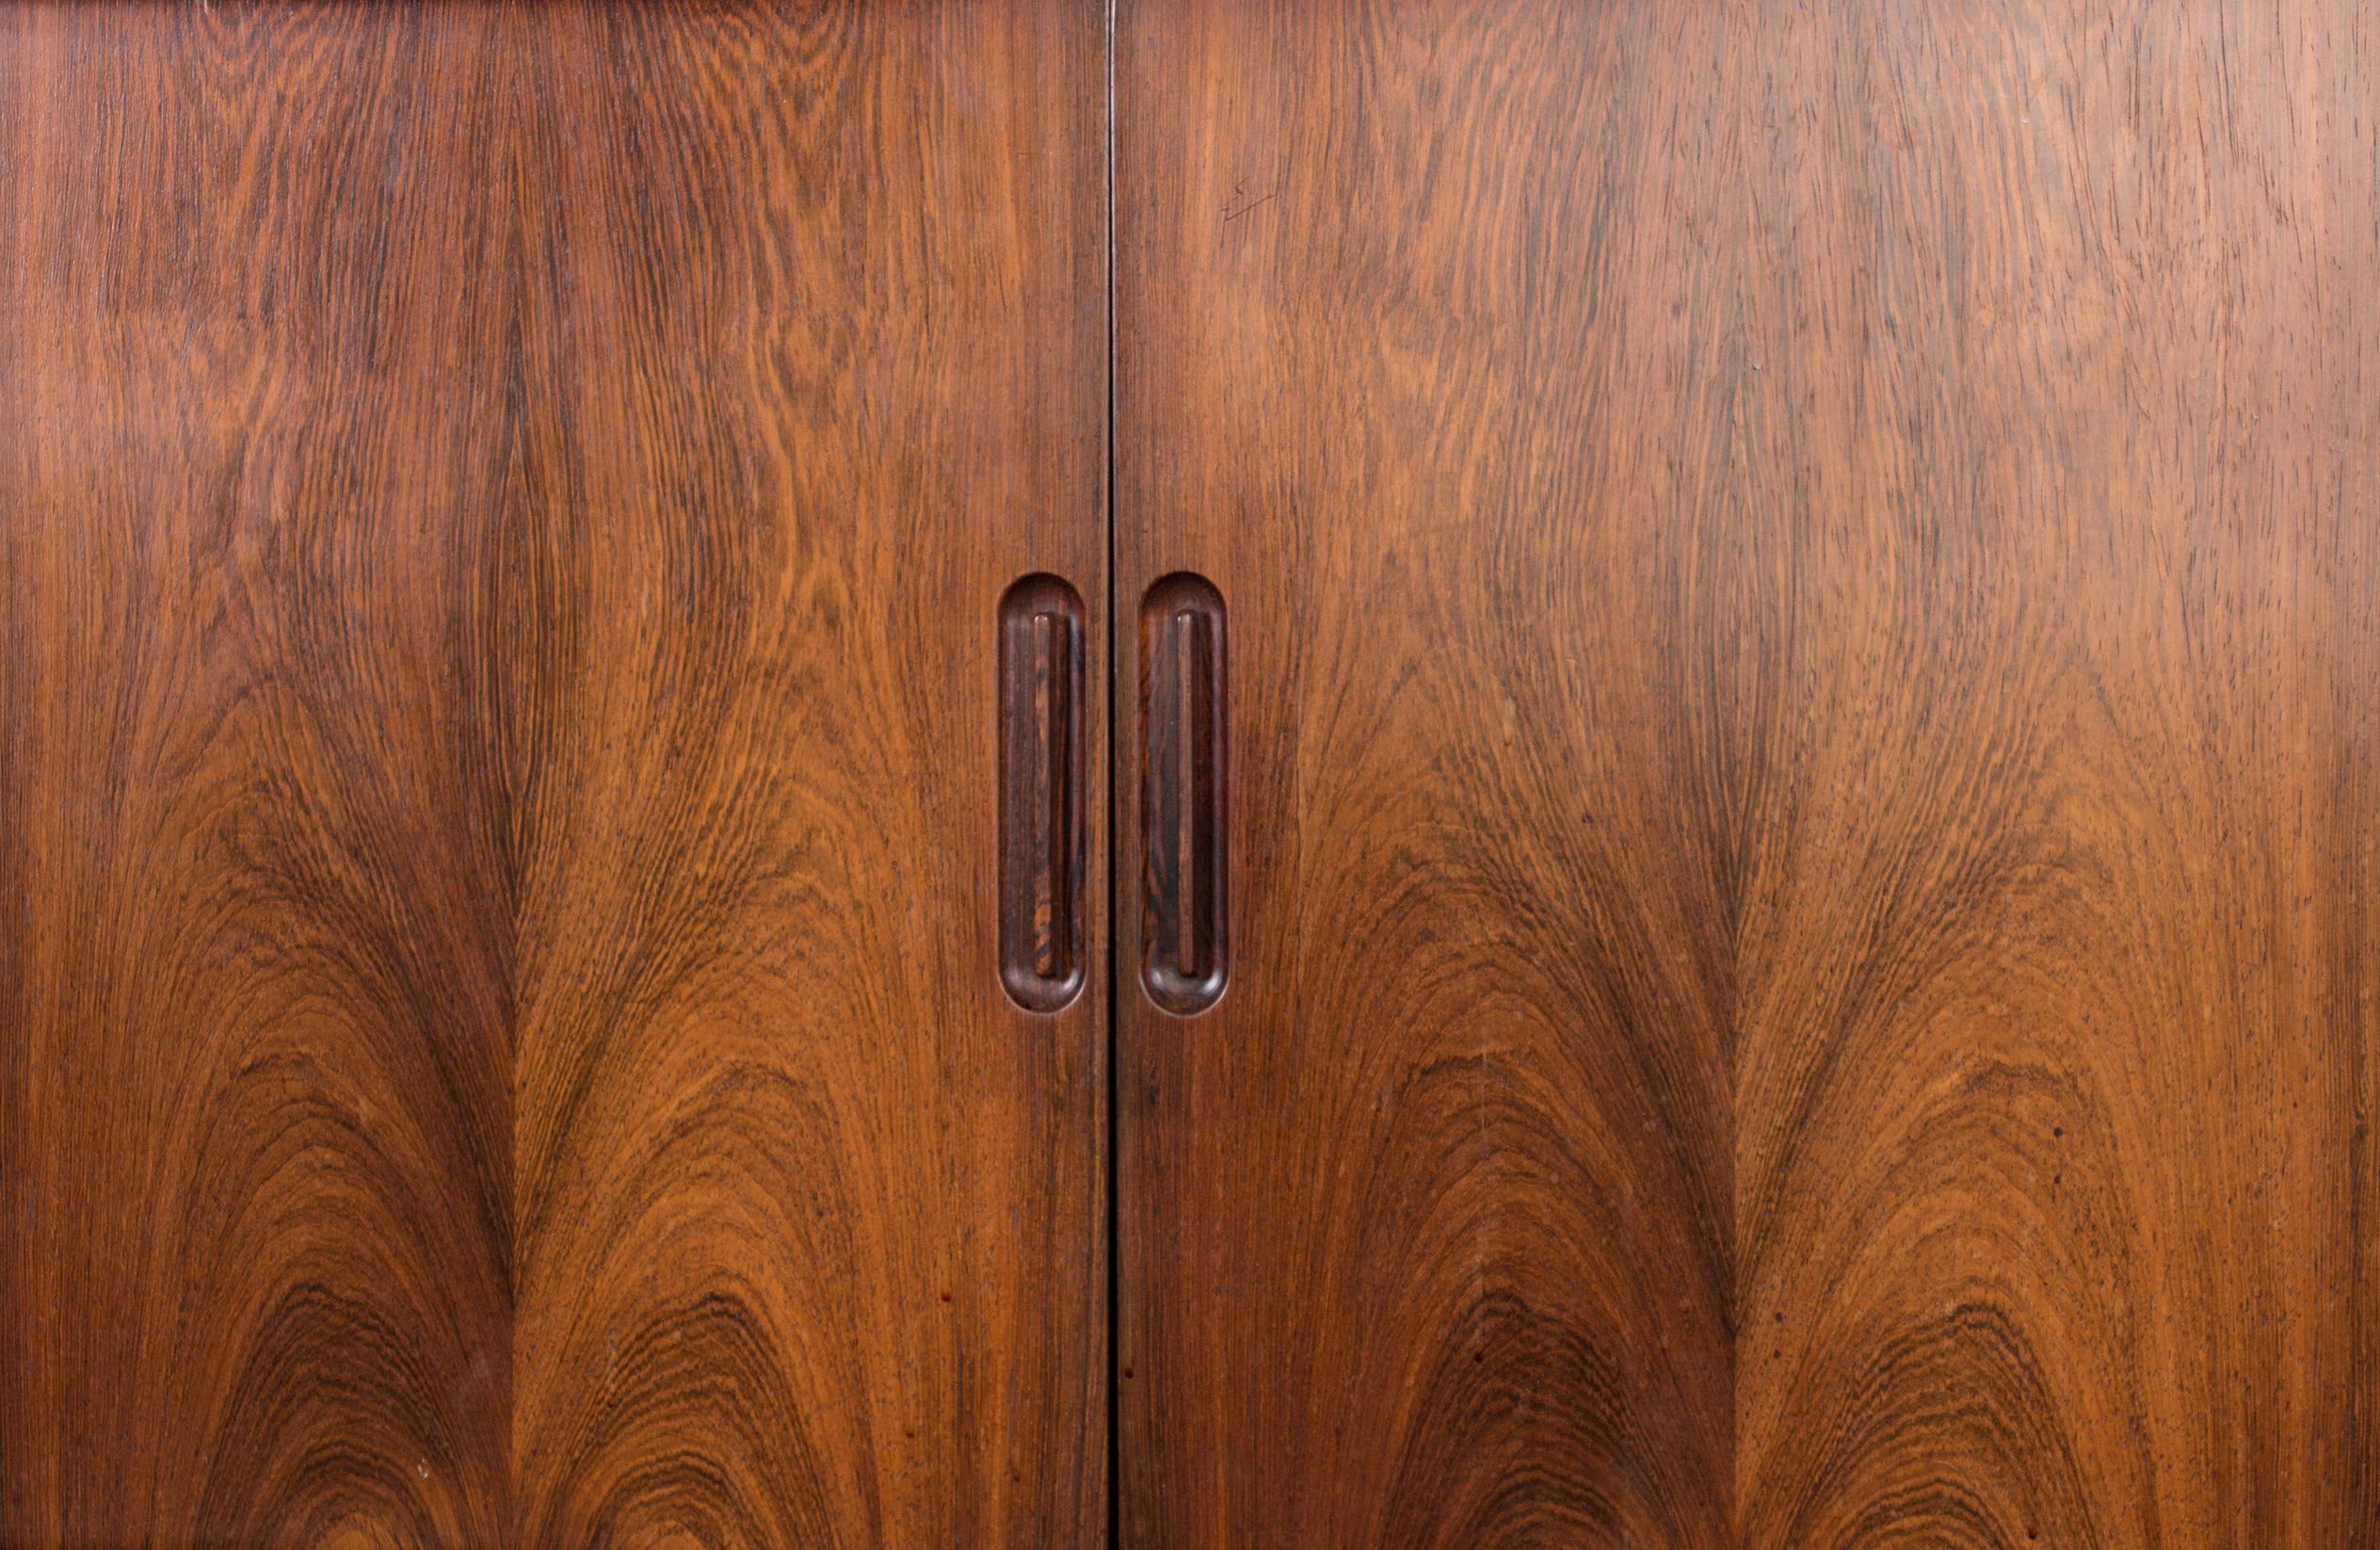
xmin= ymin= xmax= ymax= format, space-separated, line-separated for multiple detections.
xmin=1139 ymin=573 xmax=1228 ymax=1015
xmin=999 ymin=574 xmax=1085 ymax=1012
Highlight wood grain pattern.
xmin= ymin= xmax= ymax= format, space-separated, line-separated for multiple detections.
xmin=1001 ymin=574 xmax=1089 ymax=1013
xmin=2 ymin=3 xmax=1108 ymax=1546
xmin=508 ymin=8 xmax=1107 ymax=1542
xmin=1115 ymin=1 xmax=2378 ymax=1544
xmin=1137 ymin=573 xmax=1229 ymax=1017
xmin=1118 ymin=2 xmax=1741 ymax=1539
xmin=0 ymin=6 xmax=522 ymax=1544
xmin=1732 ymin=5 xmax=2378 ymax=1542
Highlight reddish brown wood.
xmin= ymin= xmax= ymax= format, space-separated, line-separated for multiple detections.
xmin=9 ymin=2 xmax=2376 ymax=1542
xmin=0 ymin=7 xmax=522 ymax=1543
xmin=506 ymin=6 xmax=1108 ymax=1542
xmin=1115 ymin=0 xmax=2378 ymax=1544
xmin=1002 ymin=575 xmax=1089 ymax=1012
xmin=1 ymin=4 xmax=1108 ymax=1546
xmin=1138 ymin=574 xmax=1229 ymax=1017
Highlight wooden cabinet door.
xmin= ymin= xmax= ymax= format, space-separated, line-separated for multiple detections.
xmin=1115 ymin=2 xmax=2376 ymax=1544
xmin=0 ymin=5 xmax=1106 ymax=1546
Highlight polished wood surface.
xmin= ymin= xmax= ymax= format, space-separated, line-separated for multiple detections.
xmin=0 ymin=8 xmax=519 ymax=1542
xmin=1116 ymin=1 xmax=2377 ymax=1544
xmin=1137 ymin=574 xmax=1230 ymax=1018
xmin=0 ymin=4 xmax=1106 ymax=1545
xmin=509 ymin=7 xmax=1107 ymax=1544
xmin=1000 ymin=575 xmax=1091 ymax=1014
xmin=9 ymin=1 xmax=2375 ymax=1542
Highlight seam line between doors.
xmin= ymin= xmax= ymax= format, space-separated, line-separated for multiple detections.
xmin=1102 ymin=2 xmax=1121 ymax=1546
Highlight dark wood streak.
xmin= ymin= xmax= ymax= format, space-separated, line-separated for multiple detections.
xmin=4 ymin=2 xmax=1108 ymax=1546
xmin=1117 ymin=0 xmax=2377 ymax=1545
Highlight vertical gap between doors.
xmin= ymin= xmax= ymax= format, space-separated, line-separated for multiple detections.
xmin=1102 ymin=2 xmax=1121 ymax=1545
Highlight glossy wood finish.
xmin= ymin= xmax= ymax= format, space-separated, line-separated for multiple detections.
xmin=0 ymin=9 xmax=520 ymax=1542
xmin=1001 ymin=575 xmax=1089 ymax=1013
xmin=1115 ymin=1 xmax=2377 ymax=1544
xmin=509 ymin=8 xmax=1107 ymax=1544
xmin=1 ymin=4 xmax=1107 ymax=1545
xmin=1137 ymin=574 xmax=1229 ymax=1017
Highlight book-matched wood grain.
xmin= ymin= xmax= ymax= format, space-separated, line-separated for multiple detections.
xmin=1 ymin=4 xmax=1108 ymax=1546
xmin=1116 ymin=0 xmax=2377 ymax=1544
xmin=1117 ymin=6 xmax=1740 ymax=1539
xmin=507 ymin=8 xmax=1107 ymax=1543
